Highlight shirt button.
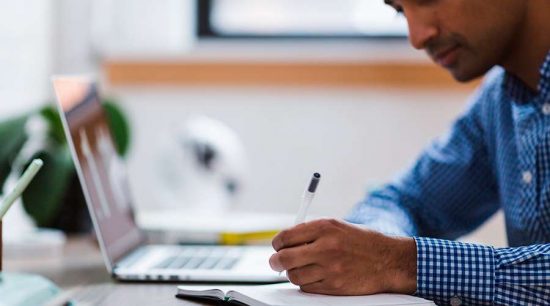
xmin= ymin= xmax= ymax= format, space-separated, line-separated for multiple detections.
xmin=522 ymin=171 xmax=533 ymax=184
xmin=450 ymin=296 xmax=462 ymax=306
xmin=542 ymin=103 xmax=550 ymax=115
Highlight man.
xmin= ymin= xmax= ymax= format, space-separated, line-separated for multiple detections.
xmin=269 ymin=0 xmax=550 ymax=305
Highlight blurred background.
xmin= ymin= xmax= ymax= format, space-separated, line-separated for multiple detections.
xmin=0 ymin=0 xmax=505 ymax=246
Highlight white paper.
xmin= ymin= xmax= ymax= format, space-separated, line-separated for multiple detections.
xmin=178 ymin=283 xmax=436 ymax=306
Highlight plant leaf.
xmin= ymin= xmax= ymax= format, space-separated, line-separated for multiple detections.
xmin=103 ymin=101 xmax=131 ymax=157
xmin=0 ymin=115 xmax=29 ymax=193
xmin=21 ymin=147 xmax=73 ymax=226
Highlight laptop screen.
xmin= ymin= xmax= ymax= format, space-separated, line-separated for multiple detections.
xmin=53 ymin=77 xmax=143 ymax=268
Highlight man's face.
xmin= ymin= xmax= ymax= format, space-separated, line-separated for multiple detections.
xmin=386 ymin=0 xmax=527 ymax=82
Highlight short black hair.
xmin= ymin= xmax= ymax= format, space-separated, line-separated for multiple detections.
xmin=384 ymin=0 xmax=394 ymax=5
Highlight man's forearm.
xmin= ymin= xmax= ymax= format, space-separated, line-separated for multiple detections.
xmin=346 ymin=196 xmax=419 ymax=237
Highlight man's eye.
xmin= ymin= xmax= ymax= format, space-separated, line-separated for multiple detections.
xmin=384 ymin=1 xmax=404 ymax=15
xmin=394 ymin=6 xmax=404 ymax=15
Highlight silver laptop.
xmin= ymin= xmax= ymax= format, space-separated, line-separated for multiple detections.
xmin=53 ymin=76 xmax=286 ymax=283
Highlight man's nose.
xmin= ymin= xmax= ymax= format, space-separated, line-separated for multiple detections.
xmin=405 ymin=9 xmax=439 ymax=50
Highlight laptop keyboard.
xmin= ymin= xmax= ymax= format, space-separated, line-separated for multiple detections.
xmin=154 ymin=247 xmax=241 ymax=270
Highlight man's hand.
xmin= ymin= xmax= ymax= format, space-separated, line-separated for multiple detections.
xmin=269 ymin=219 xmax=417 ymax=295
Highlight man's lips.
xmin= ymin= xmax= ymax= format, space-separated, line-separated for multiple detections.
xmin=431 ymin=45 xmax=460 ymax=68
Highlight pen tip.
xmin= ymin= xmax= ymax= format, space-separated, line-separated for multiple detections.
xmin=308 ymin=173 xmax=321 ymax=192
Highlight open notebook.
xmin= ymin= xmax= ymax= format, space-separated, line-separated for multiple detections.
xmin=176 ymin=283 xmax=436 ymax=306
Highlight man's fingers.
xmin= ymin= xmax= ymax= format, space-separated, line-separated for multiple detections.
xmin=272 ymin=219 xmax=332 ymax=251
xmin=286 ymin=264 xmax=324 ymax=286
xmin=269 ymin=242 xmax=319 ymax=272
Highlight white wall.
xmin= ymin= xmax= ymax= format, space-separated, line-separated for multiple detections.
xmin=111 ymin=85 xmax=507 ymax=247
xmin=0 ymin=1 xmax=54 ymax=118
xmin=0 ymin=0 xmax=197 ymax=120
xmin=53 ymin=0 xmax=196 ymax=71
xmin=52 ymin=0 xmax=98 ymax=75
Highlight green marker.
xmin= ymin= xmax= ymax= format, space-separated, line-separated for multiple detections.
xmin=0 ymin=159 xmax=44 ymax=220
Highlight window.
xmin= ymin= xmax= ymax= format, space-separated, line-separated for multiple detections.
xmin=198 ymin=0 xmax=408 ymax=38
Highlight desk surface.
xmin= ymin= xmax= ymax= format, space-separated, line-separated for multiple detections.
xmin=3 ymin=235 xmax=211 ymax=305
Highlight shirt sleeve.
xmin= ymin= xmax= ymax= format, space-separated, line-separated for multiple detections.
xmin=414 ymin=237 xmax=550 ymax=305
xmin=346 ymin=80 xmax=501 ymax=239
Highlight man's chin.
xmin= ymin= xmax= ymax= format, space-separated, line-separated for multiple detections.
xmin=447 ymin=66 xmax=486 ymax=83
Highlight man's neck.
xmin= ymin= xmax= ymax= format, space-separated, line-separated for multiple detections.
xmin=500 ymin=0 xmax=550 ymax=91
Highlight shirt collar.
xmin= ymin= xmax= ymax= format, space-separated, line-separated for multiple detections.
xmin=503 ymin=50 xmax=550 ymax=105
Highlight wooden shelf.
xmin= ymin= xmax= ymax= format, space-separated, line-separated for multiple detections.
xmin=104 ymin=60 xmax=480 ymax=90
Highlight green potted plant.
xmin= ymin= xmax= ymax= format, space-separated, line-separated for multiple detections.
xmin=0 ymin=100 xmax=130 ymax=233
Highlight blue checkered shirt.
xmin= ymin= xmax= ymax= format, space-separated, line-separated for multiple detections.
xmin=347 ymin=52 xmax=550 ymax=305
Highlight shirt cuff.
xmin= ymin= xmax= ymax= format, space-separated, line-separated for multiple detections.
xmin=414 ymin=237 xmax=495 ymax=305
